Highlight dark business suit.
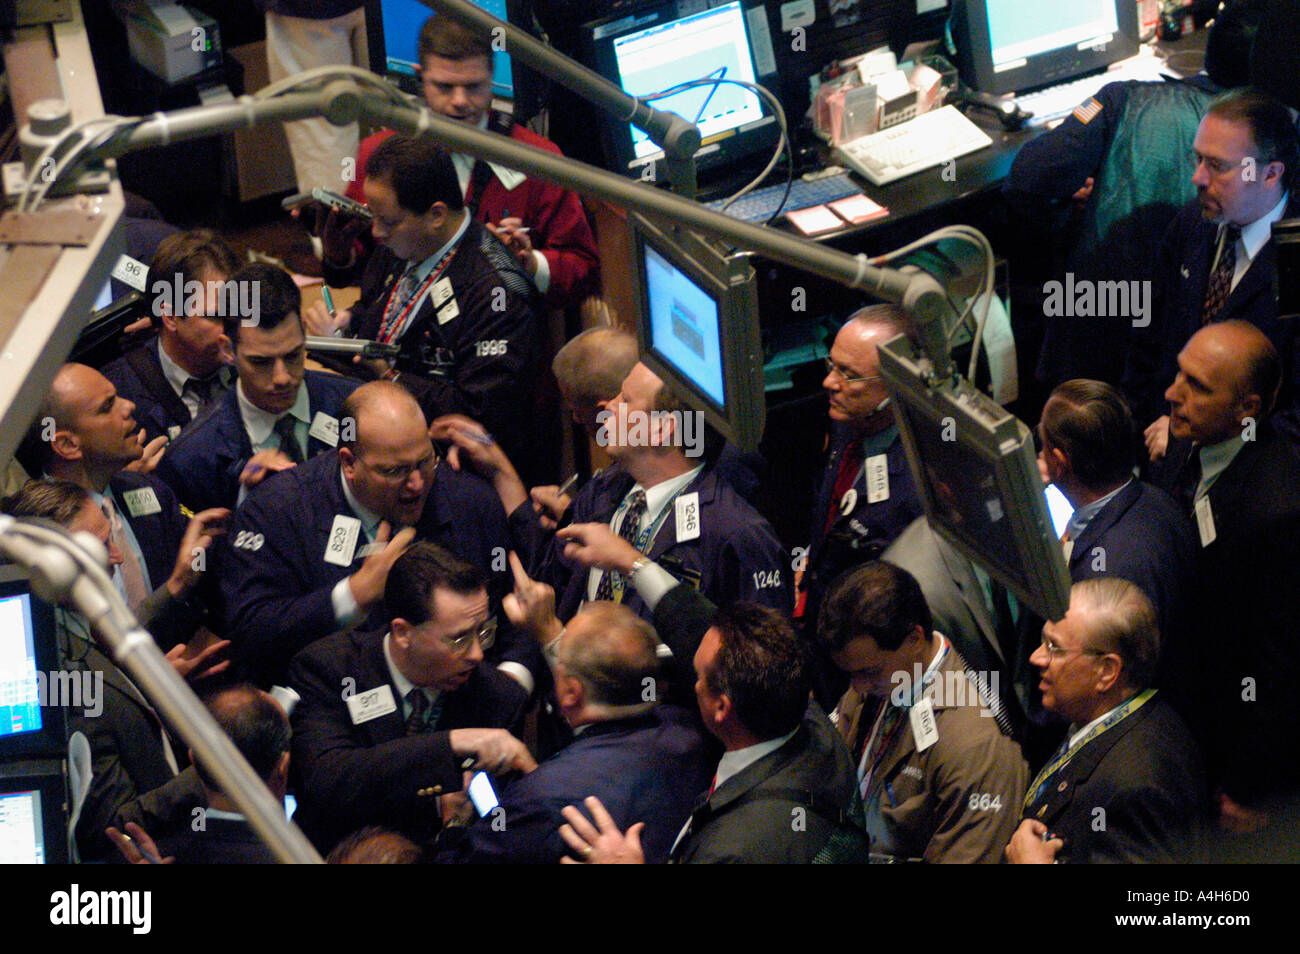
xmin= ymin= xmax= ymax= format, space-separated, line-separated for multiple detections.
xmin=509 ymin=462 xmax=792 ymax=624
xmin=651 ymin=584 xmax=869 ymax=863
xmin=1066 ymin=480 xmax=1199 ymax=692
xmin=433 ymin=705 xmax=712 ymax=864
xmin=157 ymin=815 xmax=277 ymax=864
xmin=221 ymin=451 xmax=536 ymax=689
xmin=341 ymin=219 xmax=551 ymax=486
xmin=1124 ymin=195 xmax=1300 ymax=429
xmin=156 ymin=370 xmax=360 ymax=513
xmin=102 ymin=340 xmax=196 ymax=443
xmin=1154 ymin=430 xmax=1300 ymax=805
xmin=287 ymin=627 xmax=529 ymax=852
xmin=68 ymin=636 xmax=205 ymax=862
xmin=1022 ymin=693 xmax=1206 ymax=863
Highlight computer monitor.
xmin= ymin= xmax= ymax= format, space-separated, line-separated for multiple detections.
xmin=630 ymin=213 xmax=765 ymax=451
xmin=877 ymin=334 xmax=1071 ymax=621
xmin=366 ymin=0 xmax=518 ymax=99
xmin=0 ymin=569 xmax=65 ymax=760
xmin=583 ymin=1 xmax=779 ymax=183
xmin=0 ymin=770 xmax=68 ymax=863
xmin=953 ymin=0 xmax=1139 ymax=97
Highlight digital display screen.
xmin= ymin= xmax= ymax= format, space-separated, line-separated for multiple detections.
xmin=380 ymin=0 xmax=515 ymax=98
xmin=0 ymin=593 xmax=41 ymax=739
xmin=0 ymin=790 xmax=45 ymax=864
xmin=613 ymin=1 xmax=765 ymax=161
xmin=644 ymin=243 xmax=725 ymax=408
xmin=986 ymin=0 xmax=1119 ymax=71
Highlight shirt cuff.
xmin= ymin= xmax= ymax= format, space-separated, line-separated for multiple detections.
xmin=332 ymin=577 xmax=363 ymax=627
xmin=497 ymin=662 xmax=535 ymax=695
xmin=631 ymin=561 xmax=679 ymax=612
xmin=531 ymin=250 xmax=551 ymax=294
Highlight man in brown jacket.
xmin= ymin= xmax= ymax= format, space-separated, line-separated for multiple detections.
xmin=817 ymin=561 xmax=1028 ymax=862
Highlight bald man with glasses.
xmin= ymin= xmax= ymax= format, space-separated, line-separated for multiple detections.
xmin=221 ymin=380 xmax=542 ymax=692
xmin=800 ymin=306 xmax=924 ymax=702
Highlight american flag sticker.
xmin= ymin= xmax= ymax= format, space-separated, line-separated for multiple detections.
xmin=1073 ymin=98 xmax=1103 ymax=124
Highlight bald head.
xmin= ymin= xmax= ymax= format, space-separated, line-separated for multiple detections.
xmin=824 ymin=305 xmax=905 ymax=431
xmin=1166 ymin=321 xmax=1279 ymax=444
xmin=29 ymin=364 xmax=143 ymax=483
xmin=342 ymin=380 xmax=427 ymax=450
xmin=556 ymin=602 xmax=661 ymax=712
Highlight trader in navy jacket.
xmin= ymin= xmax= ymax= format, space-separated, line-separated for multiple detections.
xmin=288 ymin=543 xmax=533 ymax=852
xmin=434 ymin=361 xmax=791 ymax=625
xmin=157 ymin=262 xmax=360 ymax=513
xmin=221 ymin=380 xmax=540 ymax=691
xmin=433 ymin=593 xmax=712 ymax=864
xmin=1036 ymin=378 xmax=1200 ymax=697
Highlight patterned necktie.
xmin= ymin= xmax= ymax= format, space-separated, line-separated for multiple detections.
xmin=405 ymin=689 xmax=443 ymax=735
xmin=380 ymin=265 xmax=422 ymax=342
xmin=594 ymin=490 xmax=648 ymax=602
xmin=1202 ymin=225 xmax=1241 ymax=324
xmin=272 ymin=414 xmax=304 ymax=464
xmin=101 ymin=496 xmax=150 ymax=612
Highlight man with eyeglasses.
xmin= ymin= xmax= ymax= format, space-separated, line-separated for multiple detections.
xmin=288 ymin=543 xmax=535 ymax=852
xmin=1006 ymin=578 xmax=1205 ymax=864
xmin=428 ymin=556 xmax=712 ymax=863
xmin=158 ymin=262 xmax=360 ymax=514
xmin=800 ymin=305 xmax=923 ymax=703
xmin=1124 ymin=86 xmax=1300 ymax=453
xmin=222 ymin=380 xmax=540 ymax=692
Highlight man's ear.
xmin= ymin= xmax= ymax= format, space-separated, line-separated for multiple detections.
xmin=339 ymin=445 xmax=357 ymax=476
xmin=712 ymin=691 xmax=733 ymax=728
xmin=391 ymin=617 xmax=412 ymax=650
xmin=50 ymin=428 xmax=82 ymax=464
xmin=1261 ymin=159 xmax=1285 ymax=189
xmin=425 ymin=201 xmax=449 ymax=230
xmin=159 ymin=307 xmax=180 ymax=334
xmin=1094 ymin=654 xmax=1123 ymax=695
xmin=555 ymin=672 xmax=582 ymax=710
xmin=217 ymin=334 xmax=234 ymax=366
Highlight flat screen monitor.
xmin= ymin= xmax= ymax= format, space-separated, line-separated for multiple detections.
xmin=631 ymin=213 xmax=765 ymax=450
xmin=367 ymin=0 xmax=517 ymax=99
xmin=0 ymin=568 xmax=64 ymax=760
xmin=877 ymin=334 xmax=1071 ymax=621
xmin=954 ymin=0 xmax=1139 ymax=96
xmin=0 ymin=771 xmax=67 ymax=863
xmin=584 ymin=1 xmax=779 ymax=182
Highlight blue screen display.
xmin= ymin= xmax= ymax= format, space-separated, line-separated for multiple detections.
xmin=0 ymin=593 xmax=41 ymax=739
xmin=644 ymin=243 xmax=725 ymax=409
xmin=381 ymin=0 xmax=514 ymax=98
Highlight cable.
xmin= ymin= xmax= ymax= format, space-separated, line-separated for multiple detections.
xmin=253 ymin=65 xmax=410 ymax=106
xmin=637 ymin=76 xmax=791 ymax=224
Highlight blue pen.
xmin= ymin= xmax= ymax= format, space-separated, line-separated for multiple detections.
xmin=322 ymin=285 xmax=337 ymax=318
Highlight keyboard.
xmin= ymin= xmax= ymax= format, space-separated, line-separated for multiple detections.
xmin=833 ymin=106 xmax=993 ymax=186
xmin=705 ymin=173 xmax=862 ymax=223
xmin=1012 ymin=55 xmax=1172 ymax=127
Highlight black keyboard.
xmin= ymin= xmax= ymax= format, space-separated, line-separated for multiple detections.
xmin=705 ymin=173 xmax=861 ymax=223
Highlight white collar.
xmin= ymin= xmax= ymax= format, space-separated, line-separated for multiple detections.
xmin=1238 ymin=191 xmax=1290 ymax=263
xmin=236 ymin=379 xmax=311 ymax=448
xmin=157 ymin=339 xmax=194 ymax=397
xmin=714 ymin=727 xmax=799 ymax=791
xmin=383 ymin=632 xmax=439 ymax=708
xmin=1197 ymin=434 xmax=1249 ymax=497
xmin=339 ymin=466 xmax=383 ymax=539
xmin=636 ymin=464 xmax=704 ymax=530
xmin=451 ymin=115 xmax=527 ymax=192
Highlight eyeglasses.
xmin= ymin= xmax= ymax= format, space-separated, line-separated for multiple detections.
xmin=1040 ymin=634 xmax=1106 ymax=659
xmin=824 ymin=357 xmax=883 ymax=386
xmin=440 ymin=616 xmax=497 ymax=654
xmin=359 ymin=452 xmax=437 ymax=482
